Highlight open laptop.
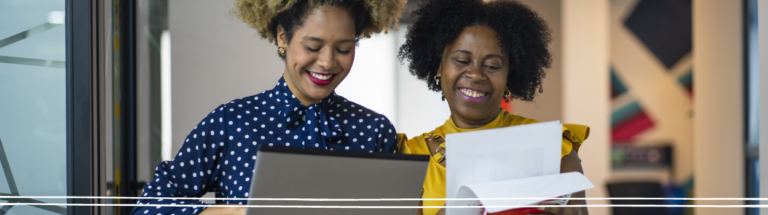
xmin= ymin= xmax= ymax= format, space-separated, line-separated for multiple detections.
xmin=246 ymin=145 xmax=430 ymax=215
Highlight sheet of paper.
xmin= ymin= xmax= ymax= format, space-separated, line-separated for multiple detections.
xmin=444 ymin=121 xmax=563 ymax=215
xmin=452 ymin=172 xmax=595 ymax=214
xmin=445 ymin=121 xmax=562 ymax=199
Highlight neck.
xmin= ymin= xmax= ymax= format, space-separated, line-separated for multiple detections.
xmin=450 ymin=109 xmax=500 ymax=129
xmin=283 ymin=70 xmax=321 ymax=106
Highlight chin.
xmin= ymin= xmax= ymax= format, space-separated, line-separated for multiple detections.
xmin=455 ymin=106 xmax=492 ymax=120
xmin=305 ymin=89 xmax=334 ymax=100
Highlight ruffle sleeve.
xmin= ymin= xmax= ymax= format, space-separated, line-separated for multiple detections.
xmin=561 ymin=124 xmax=590 ymax=158
xmin=396 ymin=133 xmax=411 ymax=154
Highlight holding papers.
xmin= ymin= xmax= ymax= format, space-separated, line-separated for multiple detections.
xmin=445 ymin=121 xmax=595 ymax=215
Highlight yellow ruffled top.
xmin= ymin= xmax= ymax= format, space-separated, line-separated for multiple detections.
xmin=396 ymin=109 xmax=590 ymax=215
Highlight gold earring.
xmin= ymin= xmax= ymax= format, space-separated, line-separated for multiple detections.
xmin=278 ymin=47 xmax=286 ymax=55
xmin=503 ymin=89 xmax=512 ymax=102
xmin=434 ymin=75 xmax=440 ymax=86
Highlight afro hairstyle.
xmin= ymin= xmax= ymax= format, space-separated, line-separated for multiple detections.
xmin=234 ymin=0 xmax=405 ymax=45
xmin=398 ymin=0 xmax=551 ymax=101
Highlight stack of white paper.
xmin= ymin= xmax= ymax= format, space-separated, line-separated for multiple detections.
xmin=445 ymin=121 xmax=595 ymax=215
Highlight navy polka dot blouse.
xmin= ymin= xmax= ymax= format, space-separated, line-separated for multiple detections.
xmin=131 ymin=77 xmax=399 ymax=215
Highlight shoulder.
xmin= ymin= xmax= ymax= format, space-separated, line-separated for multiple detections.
xmin=511 ymin=115 xmax=539 ymax=124
xmin=213 ymin=90 xmax=278 ymax=115
xmin=500 ymin=109 xmax=539 ymax=125
xmin=399 ymin=131 xmax=434 ymax=155
xmin=331 ymin=96 xmax=395 ymax=128
xmin=194 ymin=90 xmax=279 ymax=130
xmin=226 ymin=90 xmax=276 ymax=108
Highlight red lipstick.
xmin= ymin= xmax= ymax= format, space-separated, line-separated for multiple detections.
xmin=306 ymin=71 xmax=336 ymax=86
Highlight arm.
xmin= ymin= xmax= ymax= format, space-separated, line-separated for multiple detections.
xmin=533 ymin=148 xmax=588 ymax=215
xmin=131 ymin=105 xmax=230 ymax=215
xmin=376 ymin=116 xmax=399 ymax=153
xmin=198 ymin=206 xmax=246 ymax=215
xmin=561 ymin=147 xmax=588 ymax=215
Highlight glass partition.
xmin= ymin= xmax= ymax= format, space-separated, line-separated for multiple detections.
xmin=0 ymin=0 xmax=68 ymax=214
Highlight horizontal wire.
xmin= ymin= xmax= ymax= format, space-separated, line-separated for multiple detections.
xmin=0 ymin=196 xmax=765 ymax=201
xmin=0 ymin=203 xmax=765 ymax=208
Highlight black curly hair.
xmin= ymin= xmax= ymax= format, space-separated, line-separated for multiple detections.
xmin=271 ymin=0 xmax=371 ymax=58
xmin=398 ymin=0 xmax=551 ymax=101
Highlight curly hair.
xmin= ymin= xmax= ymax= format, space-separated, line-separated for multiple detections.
xmin=234 ymin=0 xmax=405 ymax=44
xmin=398 ymin=0 xmax=551 ymax=101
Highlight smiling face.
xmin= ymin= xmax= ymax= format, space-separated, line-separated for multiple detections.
xmin=277 ymin=6 xmax=357 ymax=106
xmin=437 ymin=25 xmax=510 ymax=128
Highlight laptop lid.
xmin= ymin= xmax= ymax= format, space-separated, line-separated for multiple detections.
xmin=246 ymin=145 xmax=430 ymax=215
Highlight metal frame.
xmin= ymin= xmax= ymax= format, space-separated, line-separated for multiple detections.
xmin=114 ymin=0 xmax=138 ymax=214
xmin=742 ymin=0 xmax=760 ymax=215
xmin=96 ymin=0 xmax=110 ymax=214
xmin=743 ymin=0 xmax=759 ymax=214
xmin=93 ymin=0 xmax=108 ymax=214
xmin=66 ymin=0 xmax=102 ymax=214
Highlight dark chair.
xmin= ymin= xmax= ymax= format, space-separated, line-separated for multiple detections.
xmin=606 ymin=182 xmax=667 ymax=215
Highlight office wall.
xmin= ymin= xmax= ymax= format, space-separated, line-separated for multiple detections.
xmin=514 ymin=0 xmax=562 ymax=122
xmin=394 ymin=25 xmax=452 ymax=138
xmin=692 ymin=1 xmax=744 ymax=215
xmin=335 ymin=32 xmax=398 ymax=128
xmin=609 ymin=0 xmax=693 ymax=185
xmin=168 ymin=0 xmax=284 ymax=155
xmin=562 ymin=1 xmax=611 ymax=215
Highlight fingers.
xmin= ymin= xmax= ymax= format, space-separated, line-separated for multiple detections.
xmin=541 ymin=206 xmax=581 ymax=215
xmin=435 ymin=208 xmax=446 ymax=215
xmin=542 ymin=206 xmax=563 ymax=215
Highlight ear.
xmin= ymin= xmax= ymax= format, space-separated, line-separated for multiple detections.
xmin=434 ymin=65 xmax=444 ymax=91
xmin=276 ymin=25 xmax=288 ymax=48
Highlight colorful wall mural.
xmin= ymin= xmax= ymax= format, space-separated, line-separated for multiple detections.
xmin=609 ymin=0 xmax=694 ymax=214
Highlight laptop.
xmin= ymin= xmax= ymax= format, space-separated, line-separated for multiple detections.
xmin=246 ymin=145 xmax=430 ymax=215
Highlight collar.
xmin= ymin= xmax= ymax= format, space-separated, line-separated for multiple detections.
xmin=435 ymin=108 xmax=511 ymax=138
xmin=273 ymin=77 xmax=344 ymax=147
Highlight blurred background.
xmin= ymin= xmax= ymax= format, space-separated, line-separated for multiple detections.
xmin=0 ymin=0 xmax=761 ymax=215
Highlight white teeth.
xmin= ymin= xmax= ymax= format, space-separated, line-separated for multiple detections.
xmin=460 ymin=88 xmax=485 ymax=98
xmin=310 ymin=72 xmax=332 ymax=80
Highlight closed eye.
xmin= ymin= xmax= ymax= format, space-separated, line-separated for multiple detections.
xmin=306 ymin=46 xmax=320 ymax=52
xmin=337 ymin=49 xmax=350 ymax=54
xmin=454 ymin=58 xmax=469 ymax=65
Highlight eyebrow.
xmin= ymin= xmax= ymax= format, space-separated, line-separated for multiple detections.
xmin=303 ymin=36 xmax=356 ymax=43
xmin=452 ymin=50 xmax=472 ymax=55
xmin=486 ymin=54 xmax=505 ymax=61
xmin=452 ymin=49 xmax=506 ymax=62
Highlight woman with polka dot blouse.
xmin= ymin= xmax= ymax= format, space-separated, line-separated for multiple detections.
xmin=131 ymin=0 xmax=405 ymax=214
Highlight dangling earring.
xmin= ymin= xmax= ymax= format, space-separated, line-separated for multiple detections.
xmin=278 ymin=47 xmax=286 ymax=57
xmin=503 ymin=89 xmax=512 ymax=102
xmin=434 ymin=75 xmax=446 ymax=100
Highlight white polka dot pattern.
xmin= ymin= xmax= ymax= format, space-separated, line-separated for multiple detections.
xmin=133 ymin=77 xmax=398 ymax=214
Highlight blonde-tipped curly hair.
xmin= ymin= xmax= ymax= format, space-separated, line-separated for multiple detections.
xmin=234 ymin=0 xmax=405 ymax=43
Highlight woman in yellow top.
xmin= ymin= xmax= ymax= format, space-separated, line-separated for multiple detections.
xmin=397 ymin=0 xmax=589 ymax=214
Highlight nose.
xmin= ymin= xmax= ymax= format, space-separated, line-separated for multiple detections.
xmin=316 ymin=48 xmax=334 ymax=70
xmin=463 ymin=63 xmax=487 ymax=82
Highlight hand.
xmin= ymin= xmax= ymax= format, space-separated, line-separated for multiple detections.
xmin=435 ymin=207 xmax=446 ymax=215
xmin=198 ymin=205 xmax=247 ymax=215
xmin=527 ymin=147 xmax=588 ymax=215
xmin=525 ymin=203 xmax=581 ymax=215
xmin=527 ymin=190 xmax=588 ymax=215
